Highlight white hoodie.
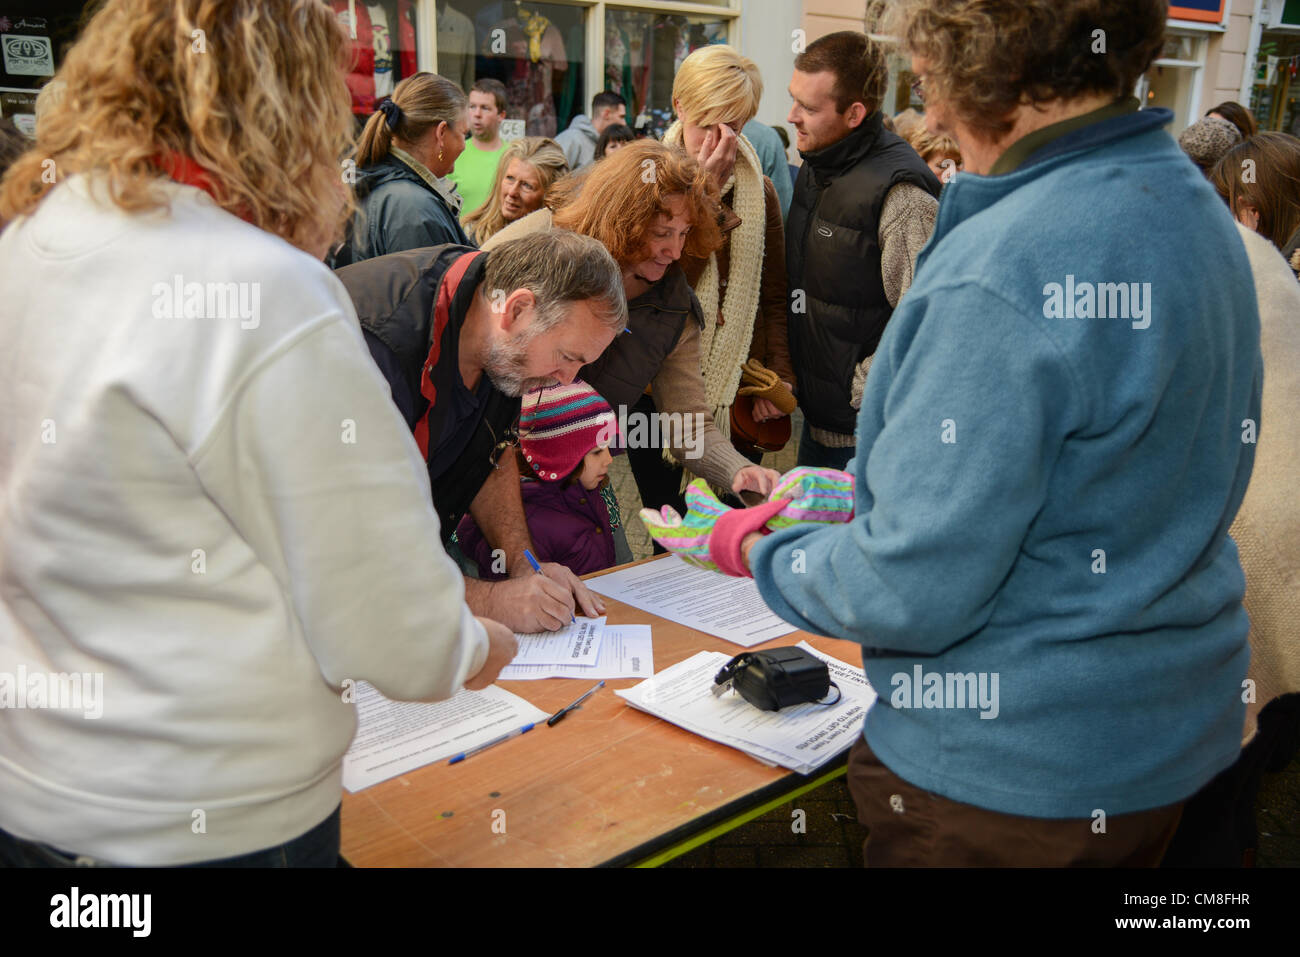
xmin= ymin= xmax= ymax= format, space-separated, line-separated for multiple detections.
xmin=0 ymin=176 xmax=487 ymax=865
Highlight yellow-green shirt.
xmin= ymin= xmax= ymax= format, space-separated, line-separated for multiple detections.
xmin=448 ymin=141 xmax=506 ymax=218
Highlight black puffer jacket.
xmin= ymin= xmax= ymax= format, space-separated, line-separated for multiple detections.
xmin=787 ymin=113 xmax=941 ymax=435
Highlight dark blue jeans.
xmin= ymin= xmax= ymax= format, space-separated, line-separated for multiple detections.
xmin=795 ymin=420 xmax=856 ymax=471
xmin=0 ymin=804 xmax=341 ymax=868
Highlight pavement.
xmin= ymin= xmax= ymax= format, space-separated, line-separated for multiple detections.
xmin=608 ymin=410 xmax=1300 ymax=868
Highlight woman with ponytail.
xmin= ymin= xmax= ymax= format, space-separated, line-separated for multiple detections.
xmin=349 ymin=71 xmax=471 ymax=263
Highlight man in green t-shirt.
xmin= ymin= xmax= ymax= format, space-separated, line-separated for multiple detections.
xmin=448 ymin=78 xmax=508 ymax=221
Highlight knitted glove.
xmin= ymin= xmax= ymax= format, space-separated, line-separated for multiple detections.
xmin=764 ymin=467 xmax=856 ymax=531
xmin=641 ymin=471 xmax=855 ymax=577
xmin=737 ymin=358 xmax=797 ymax=415
xmin=849 ymin=355 xmax=873 ymax=411
xmin=639 ymin=481 xmax=735 ymax=572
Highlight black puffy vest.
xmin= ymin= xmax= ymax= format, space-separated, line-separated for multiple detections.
xmin=337 ymin=244 xmax=521 ymax=543
xmin=787 ymin=113 xmax=941 ymax=434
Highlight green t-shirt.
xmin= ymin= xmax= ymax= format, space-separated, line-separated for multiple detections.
xmin=448 ymin=140 xmax=507 ymax=220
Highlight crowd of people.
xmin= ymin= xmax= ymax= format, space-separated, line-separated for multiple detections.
xmin=0 ymin=0 xmax=1296 ymax=869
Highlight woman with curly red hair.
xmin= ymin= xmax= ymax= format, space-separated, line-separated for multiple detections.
xmin=483 ymin=140 xmax=781 ymax=549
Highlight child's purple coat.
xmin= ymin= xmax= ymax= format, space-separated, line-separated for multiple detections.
xmin=455 ymin=478 xmax=617 ymax=579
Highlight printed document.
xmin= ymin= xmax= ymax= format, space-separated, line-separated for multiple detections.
xmin=499 ymin=625 xmax=653 ymax=680
xmin=615 ymin=642 xmax=875 ymax=774
xmin=511 ymin=616 xmax=606 ymax=666
xmin=343 ymin=682 xmax=547 ymax=792
xmin=587 ymin=556 xmax=798 ymax=646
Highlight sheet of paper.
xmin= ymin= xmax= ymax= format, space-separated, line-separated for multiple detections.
xmin=615 ymin=642 xmax=876 ymax=774
xmin=342 ymin=682 xmax=547 ymax=792
xmin=511 ymin=616 xmax=606 ymax=666
xmin=587 ymin=555 xmax=799 ymax=647
xmin=498 ymin=625 xmax=653 ymax=680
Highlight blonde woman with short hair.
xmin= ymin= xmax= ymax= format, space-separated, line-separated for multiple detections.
xmin=463 ymin=137 xmax=568 ymax=246
xmin=0 ymin=0 xmax=511 ymax=868
xmin=642 ymin=43 xmax=795 ymax=517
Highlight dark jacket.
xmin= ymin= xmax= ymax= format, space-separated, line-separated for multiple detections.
xmin=787 ymin=113 xmax=941 ymax=434
xmin=336 ymin=244 xmax=520 ymax=543
xmin=580 ymin=262 xmax=703 ymax=413
xmin=346 ymin=155 xmax=472 ymax=266
xmin=456 ymin=478 xmax=616 ymax=579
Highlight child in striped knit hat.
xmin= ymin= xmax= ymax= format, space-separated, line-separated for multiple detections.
xmin=455 ymin=381 xmax=621 ymax=580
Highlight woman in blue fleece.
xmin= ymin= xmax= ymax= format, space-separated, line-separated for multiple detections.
xmin=652 ymin=0 xmax=1263 ymax=866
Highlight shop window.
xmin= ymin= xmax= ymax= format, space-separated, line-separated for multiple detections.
xmin=436 ymin=1 xmax=584 ymax=140
xmin=1250 ymin=37 xmax=1300 ymax=135
xmin=604 ymin=9 xmax=729 ymax=139
xmin=0 ymin=2 xmax=86 ymax=136
xmin=329 ymin=0 xmax=421 ymax=121
xmin=1136 ymin=33 xmax=1203 ymax=133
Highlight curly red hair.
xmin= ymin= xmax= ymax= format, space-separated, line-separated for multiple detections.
xmin=550 ymin=140 xmax=723 ymax=267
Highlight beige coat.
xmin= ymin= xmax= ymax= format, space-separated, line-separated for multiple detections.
xmin=1232 ymin=223 xmax=1300 ymax=744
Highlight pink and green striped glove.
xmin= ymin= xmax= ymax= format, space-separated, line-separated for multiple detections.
xmin=764 ymin=467 xmax=855 ymax=531
xmin=638 ymin=480 xmax=734 ymax=572
xmin=639 ymin=470 xmax=855 ymax=577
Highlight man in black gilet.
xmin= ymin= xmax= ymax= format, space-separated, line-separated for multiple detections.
xmin=338 ymin=231 xmax=626 ymax=633
xmin=785 ymin=31 xmax=942 ymax=470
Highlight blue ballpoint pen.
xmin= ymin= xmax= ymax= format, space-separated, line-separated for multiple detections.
xmin=523 ymin=548 xmax=576 ymax=623
xmin=448 ymin=723 xmax=535 ymax=764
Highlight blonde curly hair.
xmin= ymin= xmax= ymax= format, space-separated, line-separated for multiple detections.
xmin=0 ymin=0 xmax=356 ymax=254
xmin=463 ymin=137 xmax=569 ymax=245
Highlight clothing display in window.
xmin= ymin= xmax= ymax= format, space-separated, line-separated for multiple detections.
xmin=330 ymin=0 xmax=417 ymax=115
xmin=482 ymin=7 xmax=567 ymax=137
xmin=601 ymin=10 xmax=726 ymax=140
xmin=436 ymin=1 xmax=475 ymax=92
xmin=369 ymin=3 xmax=394 ymax=101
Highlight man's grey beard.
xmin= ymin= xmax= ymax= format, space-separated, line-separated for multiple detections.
xmin=484 ymin=332 xmax=556 ymax=398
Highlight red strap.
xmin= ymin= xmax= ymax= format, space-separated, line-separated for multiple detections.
xmin=413 ymin=251 xmax=486 ymax=458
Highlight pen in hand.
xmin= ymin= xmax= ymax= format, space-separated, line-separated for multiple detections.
xmin=524 ymin=548 xmax=576 ymax=624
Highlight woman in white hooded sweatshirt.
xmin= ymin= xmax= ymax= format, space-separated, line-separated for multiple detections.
xmin=0 ymin=0 xmax=514 ymax=867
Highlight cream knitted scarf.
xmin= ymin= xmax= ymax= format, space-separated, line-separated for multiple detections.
xmin=661 ymin=122 xmax=766 ymax=463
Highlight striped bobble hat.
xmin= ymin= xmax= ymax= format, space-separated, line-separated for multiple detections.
xmin=519 ymin=380 xmax=620 ymax=482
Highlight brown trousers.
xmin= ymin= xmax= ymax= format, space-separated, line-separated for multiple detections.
xmin=847 ymin=737 xmax=1184 ymax=867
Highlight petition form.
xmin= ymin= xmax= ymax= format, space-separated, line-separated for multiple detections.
xmin=588 ymin=556 xmax=798 ymax=646
xmin=343 ymin=682 xmax=547 ymax=792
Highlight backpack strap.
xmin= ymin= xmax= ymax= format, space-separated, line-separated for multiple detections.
xmin=413 ymin=249 xmax=486 ymax=458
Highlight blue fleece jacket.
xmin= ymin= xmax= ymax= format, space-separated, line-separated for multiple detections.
xmin=751 ymin=107 xmax=1263 ymax=818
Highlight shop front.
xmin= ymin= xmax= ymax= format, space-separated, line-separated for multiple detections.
xmin=427 ymin=1 xmax=738 ymax=142
xmin=1247 ymin=0 xmax=1300 ymax=135
xmin=2 ymin=1 xmax=759 ymax=144
xmin=0 ymin=2 xmax=85 ymax=135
